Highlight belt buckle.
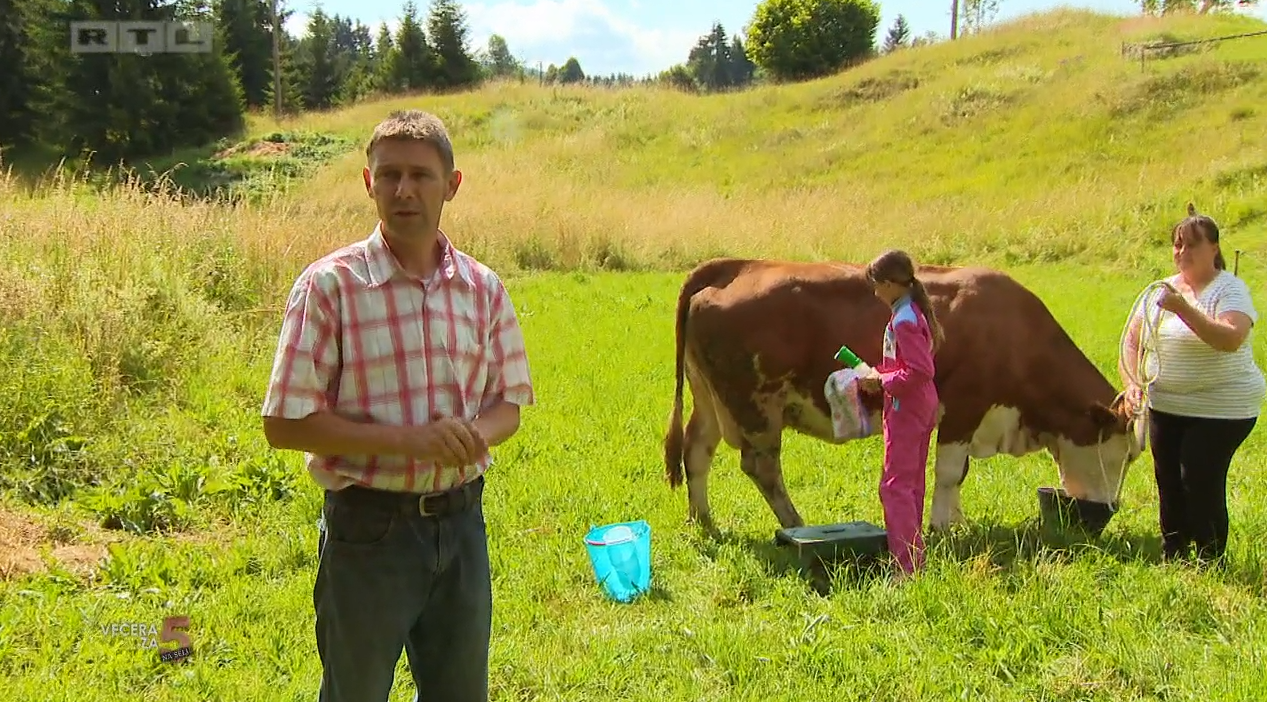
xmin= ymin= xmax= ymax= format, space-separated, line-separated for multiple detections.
xmin=417 ymin=493 xmax=439 ymax=517
xmin=416 ymin=481 xmax=473 ymax=517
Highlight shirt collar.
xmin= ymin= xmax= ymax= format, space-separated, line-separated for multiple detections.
xmin=364 ymin=222 xmax=474 ymax=289
xmin=891 ymin=292 xmax=912 ymax=311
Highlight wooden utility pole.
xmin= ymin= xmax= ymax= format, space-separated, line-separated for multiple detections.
xmin=950 ymin=0 xmax=959 ymax=39
xmin=272 ymin=0 xmax=282 ymax=119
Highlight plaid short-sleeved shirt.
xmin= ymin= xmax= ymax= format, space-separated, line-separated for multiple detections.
xmin=261 ymin=224 xmax=535 ymax=494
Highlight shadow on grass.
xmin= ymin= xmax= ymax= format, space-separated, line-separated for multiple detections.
xmin=691 ymin=516 xmax=1267 ymax=597
xmin=928 ymin=516 xmax=1267 ymax=594
xmin=641 ymin=582 xmax=675 ymax=603
xmin=690 ymin=528 xmax=892 ymax=596
xmin=927 ymin=516 xmax=1167 ymax=568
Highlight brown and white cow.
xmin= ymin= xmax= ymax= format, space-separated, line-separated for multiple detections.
xmin=662 ymin=257 xmax=1145 ymax=537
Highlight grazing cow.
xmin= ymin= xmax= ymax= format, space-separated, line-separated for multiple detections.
xmin=662 ymin=258 xmax=1145 ymax=537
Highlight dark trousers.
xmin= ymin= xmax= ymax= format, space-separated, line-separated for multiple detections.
xmin=1148 ymin=409 xmax=1256 ymax=563
xmin=314 ymin=477 xmax=491 ymax=702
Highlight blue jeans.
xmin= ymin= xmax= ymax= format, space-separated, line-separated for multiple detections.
xmin=314 ymin=477 xmax=491 ymax=702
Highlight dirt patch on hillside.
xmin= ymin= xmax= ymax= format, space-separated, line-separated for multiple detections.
xmin=0 ymin=507 xmax=119 ymax=580
xmin=213 ymin=140 xmax=291 ymax=160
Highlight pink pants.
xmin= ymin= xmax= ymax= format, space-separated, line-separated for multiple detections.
xmin=880 ymin=403 xmax=934 ymax=574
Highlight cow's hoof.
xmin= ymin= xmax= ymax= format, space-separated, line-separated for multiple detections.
xmin=928 ymin=517 xmax=965 ymax=533
xmin=928 ymin=506 xmax=966 ymax=532
xmin=689 ymin=517 xmax=722 ymax=541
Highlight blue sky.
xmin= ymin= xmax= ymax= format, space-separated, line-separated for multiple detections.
xmin=282 ymin=0 xmax=1266 ymax=76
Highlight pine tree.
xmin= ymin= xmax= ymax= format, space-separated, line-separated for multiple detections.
xmin=0 ymin=0 xmax=46 ymax=149
xmin=729 ymin=35 xmax=756 ymax=86
xmin=882 ymin=14 xmax=911 ymax=53
xmin=426 ymin=0 xmax=479 ymax=89
xmin=393 ymin=2 xmax=431 ymax=91
xmin=214 ymin=0 xmax=274 ymax=108
xmin=687 ymin=23 xmax=734 ymax=91
xmin=483 ymin=34 xmax=521 ymax=79
xmin=298 ymin=10 xmax=339 ymax=109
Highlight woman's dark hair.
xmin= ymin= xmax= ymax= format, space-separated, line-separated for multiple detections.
xmin=1175 ymin=202 xmax=1225 ymax=270
xmin=866 ymin=249 xmax=946 ymax=352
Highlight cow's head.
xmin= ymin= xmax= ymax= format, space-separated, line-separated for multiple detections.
xmin=1052 ymin=395 xmax=1146 ymax=509
xmin=1094 ymin=393 xmax=1148 ymax=462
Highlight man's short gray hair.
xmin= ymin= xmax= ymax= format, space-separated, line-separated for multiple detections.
xmin=365 ymin=109 xmax=455 ymax=172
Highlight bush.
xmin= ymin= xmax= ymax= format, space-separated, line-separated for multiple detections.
xmin=746 ymin=0 xmax=882 ymax=82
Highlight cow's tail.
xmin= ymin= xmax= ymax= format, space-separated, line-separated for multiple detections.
xmin=664 ymin=268 xmax=708 ymax=489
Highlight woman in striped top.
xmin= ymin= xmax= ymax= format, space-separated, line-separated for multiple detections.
xmin=1122 ymin=205 xmax=1264 ymax=565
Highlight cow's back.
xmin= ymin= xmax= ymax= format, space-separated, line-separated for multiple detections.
xmin=686 ymin=259 xmax=885 ymax=374
xmin=898 ymin=265 xmax=1119 ymax=447
xmin=677 ymin=259 xmax=1115 ymax=446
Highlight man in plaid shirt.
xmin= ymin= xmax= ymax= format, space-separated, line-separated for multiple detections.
xmin=261 ymin=109 xmax=534 ymax=702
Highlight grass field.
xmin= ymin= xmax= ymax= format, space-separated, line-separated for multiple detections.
xmin=3 ymin=7 xmax=1267 ymax=701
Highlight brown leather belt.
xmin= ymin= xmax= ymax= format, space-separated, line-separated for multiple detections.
xmin=327 ymin=476 xmax=484 ymax=518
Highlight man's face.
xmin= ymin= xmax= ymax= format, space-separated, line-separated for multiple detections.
xmin=362 ymin=137 xmax=461 ymax=240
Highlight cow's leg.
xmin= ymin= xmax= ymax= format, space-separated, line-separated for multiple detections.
xmin=683 ymin=406 xmax=722 ymax=537
xmin=739 ymin=439 xmax=803 ymax=529
xmin=929 ymin=441 xmax=971 ymax=531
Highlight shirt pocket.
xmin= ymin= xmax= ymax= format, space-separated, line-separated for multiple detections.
xmin=435 ymin=311 xmax=486 ymax=415
xmin=358 ymin=324 xmax=402 ymax=409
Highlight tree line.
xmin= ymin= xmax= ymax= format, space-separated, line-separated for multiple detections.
xmin=2 ymin=0 xmax=1222 ymax=167
xmin=0 ymin=0 xmax=524 ymax=165
xmin=0 ymin=0 xmax=957 ymax=166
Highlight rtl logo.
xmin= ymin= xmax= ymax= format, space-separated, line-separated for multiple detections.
xmin=70 ymin=21 xmax=214 ymax=54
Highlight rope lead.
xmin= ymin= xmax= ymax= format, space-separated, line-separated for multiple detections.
xmin=1099 ymin=280 xmax=1172 ymax=504
xmin=1118 ymin=280 xmax=1172 ymax=417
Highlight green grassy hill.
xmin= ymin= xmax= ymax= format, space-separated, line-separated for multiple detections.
xmin=10 ymin=8 xmax=1264 ymax=276
xmin=4 ymin=9 xmax=1267 ymax=701
xmin=205 ymin=9 xmax=1267 ymax=272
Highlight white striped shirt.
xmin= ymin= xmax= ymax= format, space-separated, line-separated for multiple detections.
xmin=1137 ymin=270 xmax=1265 ymax=420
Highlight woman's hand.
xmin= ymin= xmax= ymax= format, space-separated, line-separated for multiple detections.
xmin=1156 ymin=281 xmax=1254 ymax=353
xmin=1155 ymin=282 xmax=1190 ymax=315
xmin=1122 ymin=383 xmax=1144 ymax=417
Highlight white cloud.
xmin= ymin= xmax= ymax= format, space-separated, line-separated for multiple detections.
xmin=284 ymin=8 xmax=399 ymax=39
xmin=284 ymin=0 xmax=700 ymax=76
xmin=463 ymin=0 xmax=698 ymax=76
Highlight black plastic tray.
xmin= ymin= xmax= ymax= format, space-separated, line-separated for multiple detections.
xmin=775 ymin=521 xmax=889 ymax=563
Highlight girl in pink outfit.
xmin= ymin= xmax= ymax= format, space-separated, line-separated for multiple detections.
xmin=857 ymin=250 xmax=944 ymax=578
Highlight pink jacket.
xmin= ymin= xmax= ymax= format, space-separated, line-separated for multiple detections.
xmin=878 ymin=295 xmax=939 ymax=427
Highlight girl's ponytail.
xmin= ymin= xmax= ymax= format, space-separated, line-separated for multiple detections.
xmin=909 ymin=278 xmax=945 ymax=353
xmin=867 ymin=248 xmax=945 ymax=353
